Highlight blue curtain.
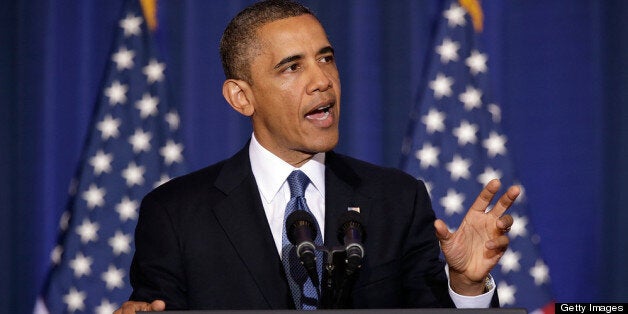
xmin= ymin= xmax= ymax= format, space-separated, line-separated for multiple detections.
xmin=1 ymin=0 xmax=626 ymax=312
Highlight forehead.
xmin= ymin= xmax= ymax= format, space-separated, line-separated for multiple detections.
xmin=254 ymin=14 xmax=330 ymax=59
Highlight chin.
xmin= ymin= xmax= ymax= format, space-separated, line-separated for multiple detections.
xmin=309 ymin=136 xmax=338 ymax=153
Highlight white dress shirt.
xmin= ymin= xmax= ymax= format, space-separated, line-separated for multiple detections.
xmin=249 ymin=134 xmax=326 ymax=255
xmin=248 ymin=134 xmax=494 ymax=308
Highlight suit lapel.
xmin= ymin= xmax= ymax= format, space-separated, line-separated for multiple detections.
xmin=209 ymin=148 xmax=373 ymax=308
xmin=324 ymin=151 xmax=372 ymax=248
xmin=212 ymin=145 xmax=291 ymax=309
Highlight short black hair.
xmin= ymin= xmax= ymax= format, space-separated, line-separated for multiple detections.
xmin=219 ymin=0 xmax=315 ymax=83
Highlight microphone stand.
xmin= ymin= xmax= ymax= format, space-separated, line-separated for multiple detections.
xmin=288 ymin=210 xmax=365 ymax=309
xmin=317 ymin=245 xmax=345 ymax=309
xmin=316 ymin=245 xmax=361 ymax=309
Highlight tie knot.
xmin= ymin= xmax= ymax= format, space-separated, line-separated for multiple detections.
xmin=287 ymin=170 xmax=310 ymax=198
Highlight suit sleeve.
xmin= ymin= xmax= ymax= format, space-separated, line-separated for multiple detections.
xmin=129 ymin=191 xmax=188 ymax=310
xmin=400 ymin=179 xmax=456 ymax=307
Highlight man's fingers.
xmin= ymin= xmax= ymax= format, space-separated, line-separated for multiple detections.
xmin=114 ymin=301 xmax=146 ymax=314
xmin=469 ymin=179 xmax=520 ymax=217
xmin=497 ymin=214 xmax=514 ymax=232
xmin=490 ymin=185 xmax=520 ymax=217
xmin=469 ymin=179 xmax=501 ymax=213
xmin=114 ymin=300 xmax=166 ymax=314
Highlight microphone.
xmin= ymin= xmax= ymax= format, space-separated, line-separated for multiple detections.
xmin=336 ymin=210 xmax=365 ymax=275
xmin=286 ymin=210 xmax=320 ymax=286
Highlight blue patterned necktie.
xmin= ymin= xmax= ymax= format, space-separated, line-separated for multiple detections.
xmin=282 ymin=170 xmax=323 ymax=309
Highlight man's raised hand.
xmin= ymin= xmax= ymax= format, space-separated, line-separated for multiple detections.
xmin=434 ymin=179 xmax=518 ymax=295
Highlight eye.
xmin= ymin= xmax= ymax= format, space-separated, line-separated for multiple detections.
xmin=283 ymin=63 xmax=301 ymax=73
xmin=319 ymin=55 xmax=335 ymax=63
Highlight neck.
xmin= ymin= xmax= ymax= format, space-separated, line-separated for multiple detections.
xmin=252 ymin=134 xmax=318 ymax=168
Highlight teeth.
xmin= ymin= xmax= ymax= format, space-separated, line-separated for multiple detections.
xmin=314 ymin=111 xmax=330 ymax=120
xmin=306 ymin=109 xmax=331 ymax=121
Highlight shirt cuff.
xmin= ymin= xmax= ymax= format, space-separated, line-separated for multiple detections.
xmin=446 ymin=265 xmax=495 ymax=308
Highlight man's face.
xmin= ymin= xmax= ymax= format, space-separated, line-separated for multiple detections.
xmin=247 ymin=14 xmax=341 ymax=166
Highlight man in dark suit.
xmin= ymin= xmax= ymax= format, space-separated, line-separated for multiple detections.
xmin=116 ymin=0 xmax=517 ymax=312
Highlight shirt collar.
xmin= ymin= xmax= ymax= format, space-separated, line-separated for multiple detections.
xmin=249 ymin=133 xmax=326 ymax=204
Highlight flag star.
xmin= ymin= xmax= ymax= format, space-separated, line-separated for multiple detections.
xmin=165 ymin=110 xmax=180 ymax=130
xmin=109 ymin=230 xmax=132 ymax=255
xmin=63 ymin=287 xmax=86 ymax=312
xmin=452 ymin=120 xmax=478 ymax=145
xmin=119 ymin=13 xmax=143 ymax=37
xmin=421 ymin=108 xmax=446 ymax=134
xmin=530 ymin=259 xmax=550 ymax=286
xmin=154 ymin=174 xmax=172 ymax=188
xmin=121 ymin=161 xmax=146 ymax=187
xmin=82 ymin=183 xmax=106 ymax=209
xmin=415 ymin=142 xmax=440 ymax=169
xmin=59 ymin=210 xmax=71 ymax=231
xmin=483 ymin=131 xmax=507 ymax=157
xmin=497 ymin=281 xmax=517 ymax=306
xmin=51 ymin=245 xmax=63 ymax=265
xmin=487 ymin=103 xmax=502 ymax=123
xmin=95 ymin=299 xmax=118 ymax=314
xmin=446 ymin=154 xmax=471 ymax=181
xmin=436 ymin=37 xmax=459 ymax=63
xmin=97 ymin=114 xmax=121 ymax=140
xmin=143 ymin=58 xmax=166 ymax=83
xmin=76 ymin=218 xmax=100 ymax=244
xmin=466 ymin=49 xmax=488 ymax=75
xmin=429 ymin=73 xmax=454 ymax=99
xmin=443 ymin=3 xmax=466 ymax=28
xmin=499 ymin=249 xmax=521 ymax=273
xmin=128 ymin=128 xmax=152 ymax=153
xmin=509 ymin=213 xmax=528 ymax=238
xmin=446 ymin=225 xmax=457 ymax=233
xmin=104 ymin=80 xmax=128 ymax=105
xmin=477 ymin=166 xmax=503 ymax=186
xmin=89 ymin=150 xmax=113 ymax=175
xmin=459 ymin=85 xmax=482 ymax=110
xmin=69 ymin=252 xmax=93 ymax=277
xmin=101 ymin=264 xmax=126 ymax=290
xmin=111 ymin=46 xmax=135 ymax=71
xmin=160 ymin=140 xmax=184 ymax=165
xmin=115 ymin=196 xmax=139 ymax=222
xmin=440 ymin=189 xmax=465 ymax=216
xmin=135 ymin=93 xmax=159 ymax=118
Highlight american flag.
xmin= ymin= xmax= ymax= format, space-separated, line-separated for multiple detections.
xmin=38 ymin=0 xmax=186 ymax=313
xmin=399 ymin=0 xmax=554 ymax=312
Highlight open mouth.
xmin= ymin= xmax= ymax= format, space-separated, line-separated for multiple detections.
xmin=305 ymin=103 xmax=333 ymax=121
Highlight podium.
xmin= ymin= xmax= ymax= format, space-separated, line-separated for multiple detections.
xmin=155 ymin=309 xmax=527 ymax=314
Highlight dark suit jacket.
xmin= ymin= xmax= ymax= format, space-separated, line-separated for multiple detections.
xmin=129 ymin=144 xmax=466 ymax=309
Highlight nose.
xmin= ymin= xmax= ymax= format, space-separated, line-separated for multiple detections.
xmin=306 ymin=63 xmax=333 ymax=94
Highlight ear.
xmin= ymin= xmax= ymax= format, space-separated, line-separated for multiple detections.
xmin=222 ymin=79 xmax=255 ymax=117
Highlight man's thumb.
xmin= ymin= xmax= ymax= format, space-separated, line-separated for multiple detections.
xmin=150 ymin=300 xmax=166 ymax=311
xmin=434 ymin=219 xmax=452 ymax=241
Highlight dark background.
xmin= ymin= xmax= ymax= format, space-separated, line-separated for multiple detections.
xmin=1 ymin=1 xmax=627 ymax=312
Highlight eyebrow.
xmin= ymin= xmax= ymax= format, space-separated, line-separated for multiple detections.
xmin=273 ymin=46 xmax=335 ymax=69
